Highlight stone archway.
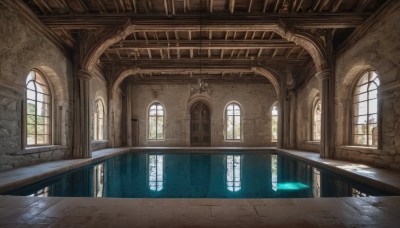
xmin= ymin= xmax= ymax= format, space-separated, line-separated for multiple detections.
xmin=190 ymin=101 xmax=211 ymax=147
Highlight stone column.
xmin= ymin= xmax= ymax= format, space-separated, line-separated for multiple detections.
xmin=316 ymin=69 xmax=334 ymax=159
xmin=107 ymin=85 xmax=115 ymax=148
xmin=126 ymin=85 xmax=132 ymax=147
xmin=277 ymin=75 xmax=287 ymax=149
xmin=73 ymin=69 xmax=92 ymax=158
xmin=289 ymin=91 xmax=297 ymax=148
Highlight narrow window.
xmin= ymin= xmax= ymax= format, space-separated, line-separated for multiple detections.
xmin=148 ymin=103 xmax=164 ymax=140
xmin=226 ymin=103 xmax=241 ymax=140
xmin=353 ymin=71 xmax=379 ymax=146
xmin=312 ymin=99 xmax=321 ymax=141
xmin=26 ymin=71 xmax=52 ymax=146
xmin=271 ymin=104 xmax=278 ymax=142
xmin=94 ymin=100 xmax=105 ymax=140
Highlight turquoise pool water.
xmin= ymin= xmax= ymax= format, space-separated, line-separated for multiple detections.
xmin=2 ymin=152 xmax=395 ymax=198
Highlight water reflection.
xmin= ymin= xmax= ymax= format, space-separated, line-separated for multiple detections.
xmin=6 ymin=153 xmax=394 ymax=198
xmin=226 ymin=155 xmax=241 ymax=192
xmin=28 ymin=186 xmax=49 ymax=197
xmin=93 ymin=163 xmax=105 ymax=197
xmin=271 ymin=154 xmax=278 ymax=191
xmin=313 ymin=168 xmax=321 ymax=197
xmin=148 ymin=155 xmax=164 ymax=191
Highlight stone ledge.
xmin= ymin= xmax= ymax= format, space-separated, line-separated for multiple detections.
xmin=305 ymin=141 xmax=320 ymax=145
xmin=338 ymin=145 xmax=379 ymax=153
xmin=22 ymin=145 xmax=67 ymax=155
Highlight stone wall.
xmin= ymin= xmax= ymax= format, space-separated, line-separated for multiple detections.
xmin=129 ymin=82 xmax=278 ymax=147
xmin=295 ymin=76 xmax=320 ymax=153
xmin=334 ymin=3 xmax=400 ymax=170
xmin=0 ymin=5 xmax=72 ymax=170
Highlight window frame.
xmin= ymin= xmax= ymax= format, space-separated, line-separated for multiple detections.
xmin=94 ymin=99 xmax=105 ymax=141
xmin=26 ymin=70 xmax=52 ymax=147
xmin=148 ymin=102 xmax=165 ymax=140
xmin=271 ymin=103 xmax=279 ymax=143
xmin=311 ymin=97 xmax=321 ymax=141
xmin=351 ymin=70 xmax=380 ymax=147
xmin=225 ymin=102 xmax=242 ymax=141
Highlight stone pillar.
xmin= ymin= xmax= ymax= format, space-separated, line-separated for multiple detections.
xmin=73 ymin=69 xmax=92 ymax=158
xmin=107 ymin=85 xmax=115 ymax=148
xmin=289 ymin=91 xmax=297 ymax=148
xmin=316 ymin=69 xmax=334 ymax=159
xmin=277 ymin=75 xmax=287 ymax=149
xmin=126 ymin=85 xmax=132 ymax=147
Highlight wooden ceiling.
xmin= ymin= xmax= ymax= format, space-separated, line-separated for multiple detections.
xmin=17 ymin=0 xmax=388 ymax=84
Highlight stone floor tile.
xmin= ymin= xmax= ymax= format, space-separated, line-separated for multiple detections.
xmin=211 ymin=205 xmax=257 ymax=218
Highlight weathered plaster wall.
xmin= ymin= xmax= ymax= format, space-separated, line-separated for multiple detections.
xmin=334 ymin=3 xmax=400 ymax=170
xmin=296 ymin=76 xmax=320 ymax=153
xmin=129 ymin=83 xmax=278 ymax=147
xmin=0 ymin=5 xmax=72 ymax=170
xmin=89 ymin=67 xmax=108 ymax=151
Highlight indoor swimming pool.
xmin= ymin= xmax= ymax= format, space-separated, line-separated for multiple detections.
xmin=1 ymin=151 xmax=396 ymax=198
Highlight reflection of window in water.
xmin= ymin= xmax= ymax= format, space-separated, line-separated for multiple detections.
xmin=352 ymin=188 xmax=368 ymax=197
xmin=313 ymin=168 xmax=321 ymax=197
xmin=271 ymin=155 xmax=278 ymax=191
xmin=93 ymin=163 xmax=104 ymax=197
xmin=28 ymin=186 xmax=49 ymax=197
xmin=226 ymin=155 xmax=241 ymax=192
xmin=149 ymin=155 xmax=164 ymax=191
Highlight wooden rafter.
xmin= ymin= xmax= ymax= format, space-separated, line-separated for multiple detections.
xmin=263 ymin=0 xmax=269 ymax=13
xmin=40 ymin=15 xmax=370 ymax=29
xmin=229 ymin=0 xmax=235 ymax=14
xmin=332 ymin=0 xmax=343 ymax=13
xmin=109 ymin=39 xmax=300 ymax=50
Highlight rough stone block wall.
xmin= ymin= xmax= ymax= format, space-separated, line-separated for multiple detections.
xmin=295 ymin=77 xmax=320 ymax=153
xmin=130 ymin=83 xmax=278 ymax=147
xmin=0 ymin=5 xmax=72 ymax=170
xmin=333 ymin=3 xmax=400 ymax=170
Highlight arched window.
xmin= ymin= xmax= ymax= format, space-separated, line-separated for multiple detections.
xmin=94 ymin=99 xmax=104 ymax=140
xmin=148 ymin=102 xmax=164 ymax=140
xmin=226 ymin=103 xmax=241 ymax=140
xmin=271 ymin=104 xmax=278 ymax=142
xmin=312 ymin=98 xmax=321 ymax=141
xmin=353 ymin=71 xmax=379 ymax=146
xmin=26 ymin=70 xmax=52 ymax=146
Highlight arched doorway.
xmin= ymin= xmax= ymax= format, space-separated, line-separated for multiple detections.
xmin=190 ymin=102 xmax=211 ymax=146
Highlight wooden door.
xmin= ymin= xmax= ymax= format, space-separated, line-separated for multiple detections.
xmin=190 ymin=102 xmax=211 ymax=146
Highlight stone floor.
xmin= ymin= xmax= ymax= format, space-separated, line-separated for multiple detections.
xmin=1 ymin=147 xmax=400 ymax=227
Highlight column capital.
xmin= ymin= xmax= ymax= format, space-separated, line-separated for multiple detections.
xmin=315 ymin=69 xmax=332 ymax=81
xmin=78 ymin=69 xmax=92 ymax=81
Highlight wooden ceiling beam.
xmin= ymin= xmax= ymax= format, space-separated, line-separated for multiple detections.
xmin=39 ymin=0 xmax=53 ymax=13
xmin=295 ymin=0 xmax=303 ymax=12
xmin=164 ymin=0 xmax=169 ymax=15
xmin=331 ymin=0 xmax=343 ymax=13
xmin=248 ymin=0 xmax=253 ymax=13
xmin=101 ymin=57 xmax=309 ymax=66
xmin=77 ymin=0 xmax=88 ymax=13
xmin=274 ymin=0 xmax=281 ymax=13
xmin=210 ymin=0 xmax=213 ymax=13
xmin=229 ymin=0 xmax=235 ymax=14
xmin=32 ymin=0 xmax=46 ymax=14
xmin=132 ymin=0 xmax=138 ymax=13
xmin=263 ymin=0 xmax=269 ymax=13
xmin=40 ymin=14 xmax=369 ymax=29
xmin=108 ymin=39 xmax=299 ymax=50
xmin=171 ymin=0 xmax=176 ymax=16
